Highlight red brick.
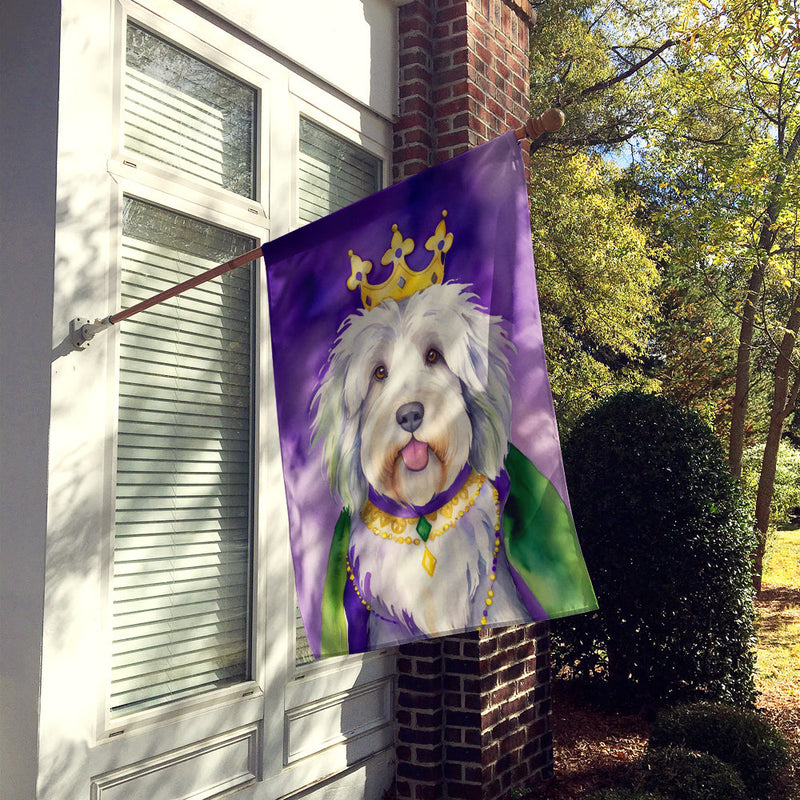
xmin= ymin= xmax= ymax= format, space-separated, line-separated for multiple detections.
xmin=435 ymin=84 xmax=455 ymax=104
xmin=398 ymin=690 xmax=442 ymax=711
xmin=416 ymin=709 xmax=444 ymax=728
xmin=501 ymin=695 xmax=527 ymax=718
xmin=439 ymin=3 xmax=470 ymax=22
xmin=445 ymin=725 xmax=465 ymax=744
xmin=404 ymin=64 xmax=433 ymax=83
xmin=417 ymin=744 xmax=445 ymax=764
xmin=394 ymin=6 xmax=551 ymax=794
xmin=399 ymin=79 xmax=433 ymax=100
xmin=435 ymin=117 xmax=454 ymax=134
xmin=490 ymin=682 xmax=514 ymax=707
xmin=399 ymin=672 xmax=441 ymax=693
xmin=400 ymin=50 xmax=429 ymax=69
xmin=499 ymin=661 xmax=524 ymax=683
xmin=401 ymin=30 xmax=432 ymax=51
xmin=399 ymin=725 xmax=442 ymax=746
xmin=397 ymin=761 xmax=442 ymax=783
xmin=445 ymin=762 xmax=464 ymax=782
xmin=452 ymin=14 xmax=469 ymax=34
xmin=400 ymin=96 xmax=434 ymax=116
xmin=448 ymin=782 xmax=484 ymax=799
xmin=481 ymin=704 xmax=500 ymax=727
xmin=438 ymin=90 xmax=471 ymax=114
xmin=444 ymin=690 xmax=464 ymax=707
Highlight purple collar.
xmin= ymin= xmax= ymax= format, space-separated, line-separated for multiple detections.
xmin=367 ymin=463 xmax=473 ymax=518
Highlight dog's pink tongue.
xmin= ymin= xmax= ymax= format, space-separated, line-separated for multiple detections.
xmin=401 ymin=439 xmax=429 ymax=471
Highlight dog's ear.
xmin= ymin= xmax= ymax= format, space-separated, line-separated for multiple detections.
xmin=310 ymin=323 xmax=368 ymax=513
xmin=437 ymin=287 xmax=514 ymax=480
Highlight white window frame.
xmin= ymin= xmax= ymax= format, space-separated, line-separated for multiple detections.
xmin=101 ymin=1 xmax=273 ymax=740
xmin=257 ymin=77 xmax=398 ymax=795
xmin=47 ymin=0 xmax=398 ymax=793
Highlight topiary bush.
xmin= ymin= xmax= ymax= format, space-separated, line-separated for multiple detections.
xmin=631 ymin=746 xmax=748 ymax=800
xmin=649 ymin=701 xmax=790 ymax=799
xmin=553 ymin=391 xmax=757 ymax=707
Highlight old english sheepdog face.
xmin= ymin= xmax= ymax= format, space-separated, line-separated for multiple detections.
xmin=311 ymin=282 xmax=514 ymax=512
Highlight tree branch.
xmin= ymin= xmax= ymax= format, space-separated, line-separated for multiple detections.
xmin=557 ymin=39 xmax=678 ymax=108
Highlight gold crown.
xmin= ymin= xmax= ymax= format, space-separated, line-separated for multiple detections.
xmin=347 ymin=211 xmax=453 ymax=309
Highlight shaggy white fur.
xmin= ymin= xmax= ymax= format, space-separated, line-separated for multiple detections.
xmin=311 ymin=282 xmax=532 ymax=642
xmin=349 ymin=479 xmax=532 ymax=645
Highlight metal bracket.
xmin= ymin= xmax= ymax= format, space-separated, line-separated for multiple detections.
xmin=70 ymin=317 xmax=112 ymax=350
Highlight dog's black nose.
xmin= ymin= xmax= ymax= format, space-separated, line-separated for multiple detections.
xmin=396 ymin=401 xmax=424 ymax=433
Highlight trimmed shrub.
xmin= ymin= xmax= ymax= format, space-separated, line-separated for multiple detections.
xmin=649 ymin=701 xmax=790 ymax=798
xmin=554 ymin=391 xmax=757 ymax=707
xmin=632 ymin=746 xmax=748 ymax=800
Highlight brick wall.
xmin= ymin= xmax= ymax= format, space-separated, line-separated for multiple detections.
xmin=396 ymin=627 xmax=553 ymax=800
xmin=392 ymin=2 xmax=553 ymax=798
xmin=393 ymin=0 xmax=553 ymax=800
xmin=394 ymin=0 xmax=534 ymax=181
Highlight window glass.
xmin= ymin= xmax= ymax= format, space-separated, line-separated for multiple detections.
xmin=295 ymin=118 xmax=382 ymax=665
xmin=298 ymin=116 xmax=382 ymax=223
xmin=111 ymin=197 xmax=255 ymax=716
xmin=125 ymin=23 xmax=257 ymax=198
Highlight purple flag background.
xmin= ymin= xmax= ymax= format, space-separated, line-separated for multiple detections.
xmin=264 ymin=132 xmax=571 ymax=657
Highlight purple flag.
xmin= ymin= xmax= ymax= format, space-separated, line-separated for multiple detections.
xmin=264 ymin=132 xmax=596 ymax=658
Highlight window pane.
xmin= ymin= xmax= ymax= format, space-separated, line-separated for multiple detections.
xmin=298 ymin=117 xmax=382 ymax=223
xmin=295 ymin=120 xmax=382 ymax=665
xmin=125 ymin=23 xmax=256 ymax=198
xmin=111 ymin=197 xmax=255 ymax=715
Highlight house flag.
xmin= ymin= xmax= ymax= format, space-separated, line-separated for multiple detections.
xmin=263 ymin=131 xmax=597 ymax=658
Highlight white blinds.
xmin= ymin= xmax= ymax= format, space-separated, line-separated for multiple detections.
xmin=294 ymin=118 xmax=382 ymax=665
xmin=298 ymin=117 xmax=381 ymax=224
xmin=111 ymin=22 xmax=258 ymax=716
xmin=111 ymin=199 xmax=255 ymax=716
xmin=124 ymin=23 xmax=256 ymax=199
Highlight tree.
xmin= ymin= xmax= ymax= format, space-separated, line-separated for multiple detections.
xmin=529 ymin=0 xmax=683 ymax=156
xmin=528 ymin=151 xmax=660 ymax=430
xmin=528 ymin=0 xmax=674 ymax=430
xmin=633 ymin=0 xmax=800 ymax=589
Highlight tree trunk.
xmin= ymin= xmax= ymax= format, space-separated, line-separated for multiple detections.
xmin=753 ymin=301 xmax=800 ymax=593
xmin=729 ymin=267 xmax=764 ymax=478
xmin=728 ymin=128 xmax=800 ymax=478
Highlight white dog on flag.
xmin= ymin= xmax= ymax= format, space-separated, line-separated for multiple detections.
xmin=311 ymin=281 xmax=534 ymax=649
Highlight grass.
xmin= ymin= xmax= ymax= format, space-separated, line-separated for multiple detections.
xmin=756 ymin=528 xmax=800 ymax=699
xmin=754 ymin=527 xmax=800 ymax=800
xmin=763 ymin=527 xmax=800 ymax=587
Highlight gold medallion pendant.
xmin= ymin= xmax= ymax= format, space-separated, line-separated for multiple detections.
xmin=360 ymin=471 xmax=500 ymax=579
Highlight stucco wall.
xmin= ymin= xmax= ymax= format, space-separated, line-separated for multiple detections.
xmin=0 ymin=2 xmax=60 ymax=798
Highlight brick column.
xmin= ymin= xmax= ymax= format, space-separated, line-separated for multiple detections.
xmin=394 ymin=0 xmax=534 ymax=180
xmin=393 ymin=2 xmax=554 ymax=799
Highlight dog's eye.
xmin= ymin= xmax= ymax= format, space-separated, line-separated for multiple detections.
xmin=426 ymin=348 xmax=441 ymax=365
xmin=374 ymin=364 xmax=388 ymax=381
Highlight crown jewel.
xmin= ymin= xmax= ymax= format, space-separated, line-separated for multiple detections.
xmin=347 ymin=211 xmax=453 ymax=309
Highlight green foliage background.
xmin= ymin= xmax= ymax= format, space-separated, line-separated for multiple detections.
xmin=527 ymin=0 xmax=800 ymax=561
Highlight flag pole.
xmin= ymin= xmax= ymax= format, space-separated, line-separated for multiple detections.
xmin=70 ymin=108 xmax=563 ymax=350
xmin=514 ymin=107 xmax=565 ymax=141
xmin=69 ymin=246 xmax=263 ymax=349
